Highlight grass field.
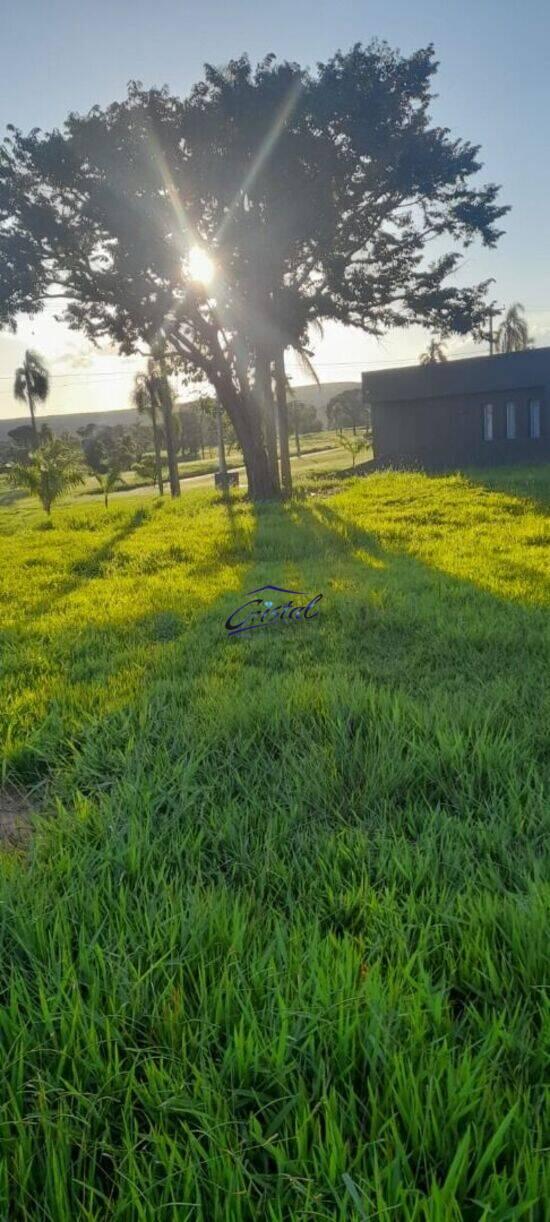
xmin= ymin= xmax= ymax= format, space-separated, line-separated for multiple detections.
xmin=0 ymin=463 xmax=548 ymax=1218
xmin=77 ymin=429 xmax=356 ymax=500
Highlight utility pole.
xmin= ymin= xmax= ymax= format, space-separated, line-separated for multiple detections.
xmin=215 ymin=396 xmax=228 ymax=485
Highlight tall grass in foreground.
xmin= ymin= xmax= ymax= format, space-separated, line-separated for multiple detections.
xmin=0 ymin=467 xmax=549 ymax=1218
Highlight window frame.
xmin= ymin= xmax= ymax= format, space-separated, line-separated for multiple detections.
xmin=482 ymin=402 xmax=494 ymax=442
xmin=529 ymin=398 xmax=541 ymax=440
xmin=505 ymin=401 xmax=516 ymax=440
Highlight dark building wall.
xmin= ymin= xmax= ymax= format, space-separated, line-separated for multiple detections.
xmin=371 ymin=385 xmax=549 ymax=468
xmin=365 ymin=348 xmax=550 ymax=470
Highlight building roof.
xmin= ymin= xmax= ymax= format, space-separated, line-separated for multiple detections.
xmin=363 ymin=346 xmax=550 ymax=404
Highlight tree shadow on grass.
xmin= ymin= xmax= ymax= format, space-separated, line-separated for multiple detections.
xmin=462 ymin=463 xmax=550 ymax=515
xmin=464 ymin=461 xmax=550 ymax=510
xmin=30 ymin=486 xmax=550 ymax=726
xmin=136 ymin=492 xmax=547 ymax=893
xmin=3 ymin=486 xmax=549 ymax=827
xmin=310 ymin=458 xmax=550 ymax=519
xmin=221 ymin=495 xmax=548 ymax=799
xmin=1 ymin=495 xmax=547 ymax=1222
xmin=28 ymin=506 xmax=154 ymax=620
xmin=311 ymin=491 xmax=550 ymax=604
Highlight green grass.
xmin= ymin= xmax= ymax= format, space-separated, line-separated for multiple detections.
xmin=0 ymin=464 xmax=548 ymax=1219
xmin=77 ymin=429 xmax=352 ymax=499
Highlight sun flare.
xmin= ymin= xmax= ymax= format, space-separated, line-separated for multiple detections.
xmin=188 ymin=245 xmax=215 ymax=286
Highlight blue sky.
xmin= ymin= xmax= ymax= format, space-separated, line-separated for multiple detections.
xmin=1 ymin=0 xmax=549 ymax=418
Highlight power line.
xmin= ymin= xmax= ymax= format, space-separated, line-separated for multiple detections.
xmin=0 ymin=352 xmax=489 ymax=385
xmin=0 ymin=366 xmax=143 ymax=382
xmin=2 ymin=323 xmax=550 ymax=394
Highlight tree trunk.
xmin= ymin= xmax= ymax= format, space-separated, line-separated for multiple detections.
xmin=245 ymin=435 xmax=281 ymax=500
xmin=194 ymin=321 xmax=280 ymax=502
xmin=216 ymin=397 xmax=228 ymax=484
xmin=254 ymin=351 xmax=280 ymax=496
xmin=150 ymin=396 xmax=164 ymax=496
xmin=157 ymin=358 xmax=180 ymax=498
xmin=23 ymin=356 xmax=38 ymax=443
xmin=274 ymin=347 xmax=292 ymax=498
xmin=27 ymin=388 xmax=38 ymax=442
xmin=215 ymin=378 xmax=279 ymax=500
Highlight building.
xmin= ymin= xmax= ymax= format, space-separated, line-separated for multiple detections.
xmin=363 ymin=347 xmax=550 ymax=469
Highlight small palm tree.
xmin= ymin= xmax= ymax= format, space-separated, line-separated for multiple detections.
xmin=419 ymin=338 xmax=448 ymax=365
xmin=132 ymin=364 xmax=164 ymax=495
xmin=13 ymin=350 xmax=50 ymax=441
xmin=496 ymin=303 xmax=533 ymax=353
xmin=7 ymin=438 xmax=85 ymax=515
xmin=338 ymin=431 xmax=367 ymax=469
xmin=94 ymin=466 xmax=121 ymax=508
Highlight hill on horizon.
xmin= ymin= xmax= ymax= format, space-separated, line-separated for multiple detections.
xmin=0 ymin=381 xmax=359 ymax=439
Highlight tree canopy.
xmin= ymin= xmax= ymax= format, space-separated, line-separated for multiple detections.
xmin=1 ymin=43 xmax=508 ymax=497
xmin=327 ymin=388 xmax=369 ymax=433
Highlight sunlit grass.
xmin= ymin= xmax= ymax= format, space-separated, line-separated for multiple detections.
xmin=0 ymin=465 xmax=548 ymax=1218
xmin=67 ymin=429 xmax=357 ymax=500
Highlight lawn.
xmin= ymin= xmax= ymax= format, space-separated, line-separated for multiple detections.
xmin=76 ymin=429 xmax=357 ymax=501
xmin=0 ymin=464 xmax=548 ymax=1218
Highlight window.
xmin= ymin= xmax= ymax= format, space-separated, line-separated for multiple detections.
xmin=483 ymin=403 xmax=494 ymax=441
xmin=506 ymin=401 xmax=516 ymax=440
xmin=529 ymin=399 xmax=541 ymax=440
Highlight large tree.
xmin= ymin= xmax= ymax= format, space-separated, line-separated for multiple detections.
xmin=1 ymin=44 xmax=507 ymax=499
xmin=327 ymin=388 xmax=368 ymax=434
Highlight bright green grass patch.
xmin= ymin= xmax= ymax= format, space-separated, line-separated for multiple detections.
xmin=76 ymin=429 xmax=350 ymax=498
xmin=0 ymin=466 xmax=549 ymax=1218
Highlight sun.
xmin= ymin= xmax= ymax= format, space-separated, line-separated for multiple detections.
xmin=188 ymin=245 xmax=215 ymax=286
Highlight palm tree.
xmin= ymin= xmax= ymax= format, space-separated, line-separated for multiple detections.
xmin=419 ymin=338 xmax=448 ymax=365
xmin=94 ymin=466 xmax=121 ymax=508
xmin=132 ymin=363 xmax=164 ymax=495
xmin=496 ymin=303 xmax=533 ymax=353
xmin=7 ymin=438 xmax=85 ymax=515
xmin=13 ymin=350 xmax=50 ymax=441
